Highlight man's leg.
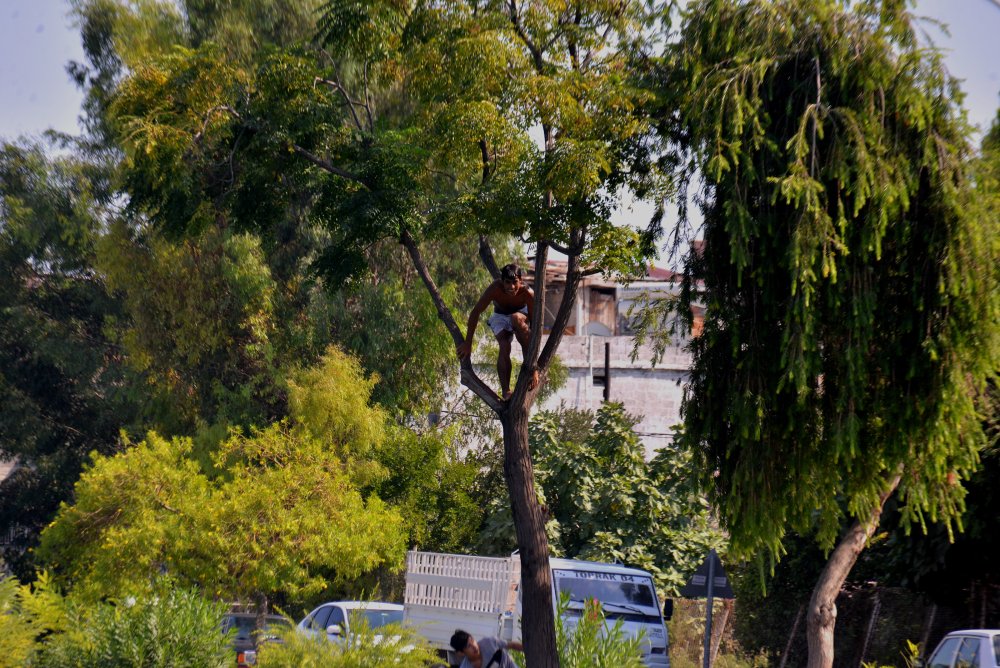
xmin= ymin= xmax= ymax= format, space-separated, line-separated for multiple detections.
xmin=510 ymin=313 xmax=539 ymax=391
xmin=496 ymin=332 xmax=514 ymax=399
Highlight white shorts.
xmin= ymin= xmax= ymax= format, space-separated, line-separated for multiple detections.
xmin=487 ymin=307 xmax=528 ymax=336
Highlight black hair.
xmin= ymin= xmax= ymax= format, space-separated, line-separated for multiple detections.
xmin=450 ymin=629 xmax=471 ymax=652
xmin=500 ymin=263 xmax=523 ymax=282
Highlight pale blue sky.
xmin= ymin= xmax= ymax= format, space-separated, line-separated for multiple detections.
xmin=1 ymin=1 xmax=998 ymax=138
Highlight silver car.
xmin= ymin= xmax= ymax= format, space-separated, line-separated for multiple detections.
xmin=926 ymin=630 xmax=1000 ymax=668
xmin=297 ymin=600 xmax=404 ymax=643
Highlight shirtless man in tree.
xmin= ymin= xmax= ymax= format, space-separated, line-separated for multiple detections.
xmin=456 ymin=263 xmax=538 ymax=400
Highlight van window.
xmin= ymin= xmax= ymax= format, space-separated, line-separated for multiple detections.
xmin=554 ymin=569 xmax=659 ymax=621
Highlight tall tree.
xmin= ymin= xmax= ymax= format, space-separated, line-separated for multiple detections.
xmin=658 ymin=2 xmax=999 ymax=666
xmin=105 ymin=1 xmax=667 ymax=662
xmin=0 ymin=140 xmax=137 ymax=578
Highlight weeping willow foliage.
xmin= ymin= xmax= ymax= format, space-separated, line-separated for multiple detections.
xmin=661 ymin=0 xmax=999 ymax=560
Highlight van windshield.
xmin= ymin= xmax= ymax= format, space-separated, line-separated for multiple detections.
xmin=553 ymin=569 xmax=661 ymax=623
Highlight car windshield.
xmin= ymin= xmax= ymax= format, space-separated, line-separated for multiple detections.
xmin=554 ymin=569 xmax=661 ymax=623
xmin=355 ymin=609 xmax=404 ymax=629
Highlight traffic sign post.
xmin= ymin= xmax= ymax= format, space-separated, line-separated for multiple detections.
xmin=680 ymin=549 xmax=734 ymax=668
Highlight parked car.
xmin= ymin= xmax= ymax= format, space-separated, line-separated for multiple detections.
xmin=925 ymin=630 xmax=1000 ymax=668
xmin=297 ymin=600 xmax=404 ymax=643
xmin=222 ymin=612 xmax=291 ymax=667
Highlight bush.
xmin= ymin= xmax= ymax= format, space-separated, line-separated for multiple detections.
xmin=38 ymin=586 xmax=231 ymax=668
xmin=256 ymin=618 xmax=437 ymax=667
xmin=554 ymin=593 xmax=646 ymax=668
xmin=0 ymin=573 xmax=67 ymax=667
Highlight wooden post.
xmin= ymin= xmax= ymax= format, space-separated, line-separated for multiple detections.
xmin=919 ymin=603 xmax=937 ymax=658
xmin=603 ymin=341 xmax=610 ymax=402
xmin=779 ymin=604 xmax=806 ymax=668
xmin=703 ymin=550 xmax=716 ymax=668
xmin=711 ymin=598 xmax=734 ymax=665
xmin=856 ymin=590 xmax=882 ymax=668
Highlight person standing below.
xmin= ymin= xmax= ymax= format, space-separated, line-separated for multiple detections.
xmin=450 ymin=629 xmax=523 ymax=668
xmin=456 ymin=263 xmax=539 ymax=400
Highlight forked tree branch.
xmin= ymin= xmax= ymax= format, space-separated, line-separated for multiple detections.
xmin=400 ymin=229 xmax=504 ymax=413
xmin=313 ymin=77 xmax=365 ymax=132
xmin=539 ymin=227 xmax=584 ymax=369
xmin=510 ymin=241 xmax=548 ymax=406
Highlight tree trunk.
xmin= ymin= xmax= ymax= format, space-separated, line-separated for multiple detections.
xmin=502 ymin=403 xmax=558 ymax=668
xmin=806 ymin=476 xmax=900 ymax=668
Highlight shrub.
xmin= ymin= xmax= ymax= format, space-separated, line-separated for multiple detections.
xmin=256 ymin=618 xmax=437 ymax=667
xmin=0 ymin=573 xmax=67 ymax=667
xmin=554 ymin=593 xmax=646 ymax=668
xmin=38 ymin=586 xmax=231 ymax=668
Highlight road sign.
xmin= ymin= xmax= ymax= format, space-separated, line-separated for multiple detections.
xmin=680 ymin=549 xmax=734 ymax=599
xmin=681 ymin=549 xmax=734 ymax=668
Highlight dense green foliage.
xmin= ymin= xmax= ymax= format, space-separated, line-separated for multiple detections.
xmin=0 ymin=575 xmax=231 ymax=668
xmin=37 ymin=347 xmax=409 ymax=604
xmin=660 ymin=0 xmax=999 ymax=560
xmin=39 ymin=586 xmax=232 ymax=668
xmin=0 ymin=141 xmax=137 ymax=577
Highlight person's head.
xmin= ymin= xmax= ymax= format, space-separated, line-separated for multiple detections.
xmin=450 ymin=630 xmax=480 ymax=659
xmin=500 ymin=263 xmax=523 ymax=294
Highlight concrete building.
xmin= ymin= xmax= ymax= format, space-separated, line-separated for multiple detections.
xmin=527 ymin=261 xmax=703 ymax=459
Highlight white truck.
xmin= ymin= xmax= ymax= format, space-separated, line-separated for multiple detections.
xmin=403 ymin=550 xmax=671 ymax=667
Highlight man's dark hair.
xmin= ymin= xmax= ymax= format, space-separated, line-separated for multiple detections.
xmin=500 ymin=263 xmax=523 ymax=282
xmin=450 ymin=629 xmax=471 ymax=652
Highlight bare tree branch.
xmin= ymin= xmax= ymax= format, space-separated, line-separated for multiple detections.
xmin=193 ymin=105 xmax=242 ymax=144
xmin=539 ymin=228 xmax=584 ymax=370
xmin=479 ymin=138 xmax=492 ymax=184
xmin=511 ymin=241 xmax=548 ymax=406
xmin=479 ymin=234 xmax=501 ymax=280
xmin=400 ymin=229 xmax=504 ymax=413
xmin=509 ymin=0 xmax=545 ymax=71
xmin=363 ymin=61 xmax=375 ymax=132
xmin=313 ymin=76 xmax=365 ymax=132
xmin=291 ymin=144 xmax=367 ymax=184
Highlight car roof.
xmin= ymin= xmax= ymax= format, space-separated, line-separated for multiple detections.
xmin=944 ymin=630 xmax=1000 ymax=637
xmin=315 ymin=601 xmax=403 ymax=611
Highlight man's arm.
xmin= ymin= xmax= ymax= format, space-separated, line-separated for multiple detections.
xmin=524 ymin=287 xmax=535 ymax=326
xmin=457 ymin=284 xmax=497 ymax=359
xmin=507 ymin=641 xmax=524 ymax=652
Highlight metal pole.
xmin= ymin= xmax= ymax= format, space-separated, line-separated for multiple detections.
xmin=703 ymin=550 xmax=716 ymax=668
xmin=603 ymin=341 xmax=610 ymax=402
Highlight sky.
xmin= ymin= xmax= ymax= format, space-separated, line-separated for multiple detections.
xmin=2 ymin=1 xmax=999 ymax=139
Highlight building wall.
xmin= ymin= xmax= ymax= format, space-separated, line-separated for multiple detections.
xmin=537 ymin=335 xmax=692 ymax=459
